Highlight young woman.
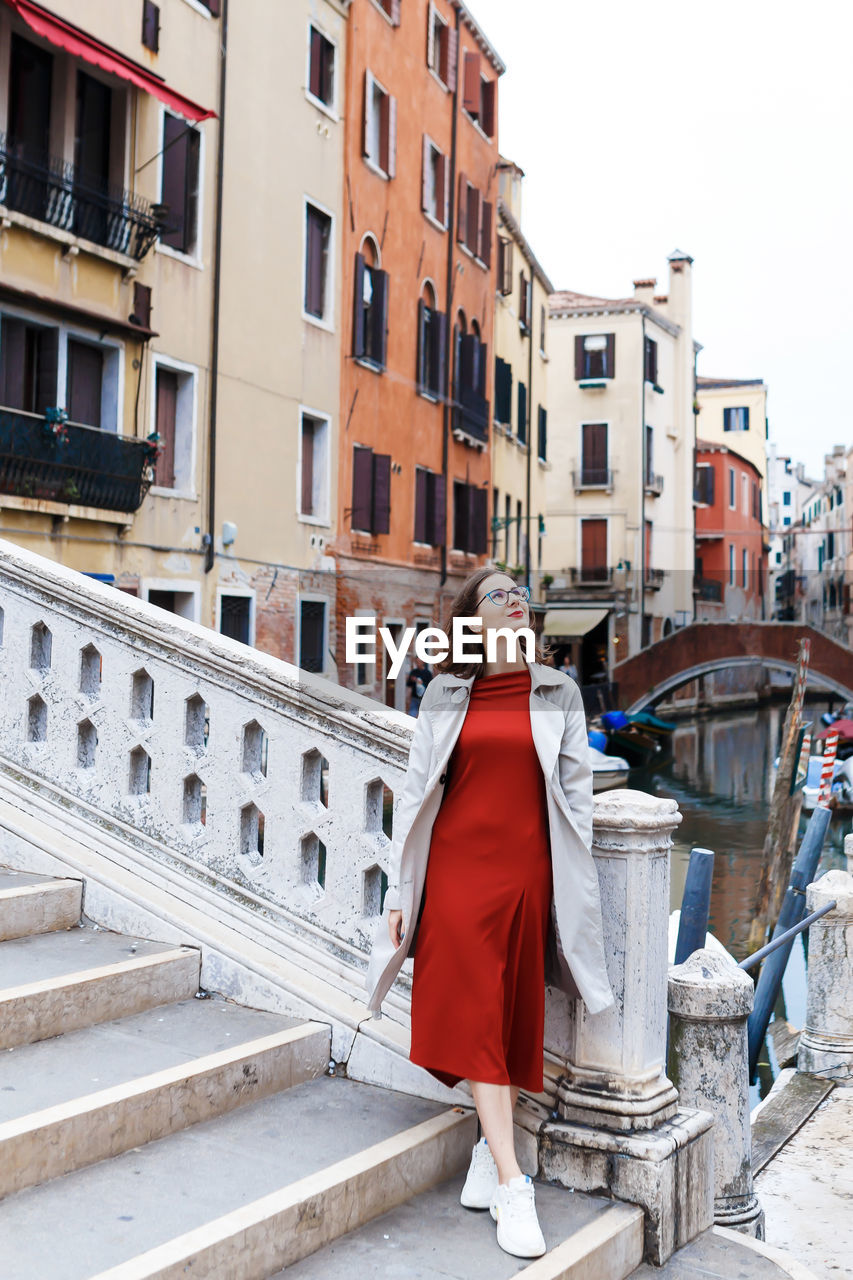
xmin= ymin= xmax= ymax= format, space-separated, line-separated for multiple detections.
xmin=364 ymin=568 xmax=614 ymax=1260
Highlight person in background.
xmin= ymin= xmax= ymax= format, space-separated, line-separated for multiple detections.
xmin=559 ymin=653 xmax=579 ymax=682
xmin=406 ymin=660 xmax=433 ymax=717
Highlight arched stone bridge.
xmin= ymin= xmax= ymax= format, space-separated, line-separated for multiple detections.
xmin=613 ymin=623 xmax=853 ymax=714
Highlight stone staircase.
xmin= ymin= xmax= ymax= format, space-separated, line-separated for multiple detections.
xmin=0 ymin=865 xmax=645 ymax=1279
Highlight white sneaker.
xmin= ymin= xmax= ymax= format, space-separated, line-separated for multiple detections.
xmin=459 ymin=1137 xmax=499 ymax=1209
xmin=489 ymin=1173 xmax=547 ymax=1258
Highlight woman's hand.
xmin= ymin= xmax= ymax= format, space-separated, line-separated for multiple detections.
xmin=388 ymin=909 xmax=405 ymax=949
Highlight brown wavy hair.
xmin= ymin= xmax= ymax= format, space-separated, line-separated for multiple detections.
xmin=433 ymin=567 xmax=555 ymax=678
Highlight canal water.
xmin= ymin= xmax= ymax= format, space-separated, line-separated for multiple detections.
xmin=628 ymin=697 xmax=849 ymax=1101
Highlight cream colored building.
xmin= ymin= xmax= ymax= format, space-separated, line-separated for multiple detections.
xmin=545 ymin=252 xmax=698 ymax=671
xmin=0 ymin=0 xmax=346 ymax=671
xmin=491 ymin=160 xmax=551 ymax=583
xmin=695 ymin=376 xmax=768 ymax=523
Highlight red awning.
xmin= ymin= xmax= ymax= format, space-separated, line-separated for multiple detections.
xmin=4 ymin=0 xmax=216 ymax=123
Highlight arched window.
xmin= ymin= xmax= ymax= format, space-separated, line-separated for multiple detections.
xmin=353 ymin=235 xmax=388 ymax=369
xmin=417 ymin=281 xmax=445 ymax=398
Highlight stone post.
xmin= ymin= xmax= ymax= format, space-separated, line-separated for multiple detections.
xmin=539 ymin=791 xmax=714 ymax=1265
xmin=668 ymin=948 xmax=764 ymax=1238
xmin=798 ymin=868 xmax=853 ymax=1079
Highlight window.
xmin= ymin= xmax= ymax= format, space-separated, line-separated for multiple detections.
xmin=427 ymin=3 xmax=456 ymax=88
xmin=414 ymin=466 xmax=446 ymax=545
xmin=160 ymin=112 xmax=201 ymax=256
xmin=645 ymin=425 xmax=654 ymax=485
xmin=422 ymin=137 xmax=448 ymax=227
xmin=783 ymin=516 xmax=791 ymax=527
xmin=539 ymin=305 xmax=547 ymax=356
xmin=461 ymin=51 xmax=496 ymax=137
xmin=452 ymin=480 xmax=488 ymax=553
xmin=581 ymin=422 xmax=608 ymax=485
xmin=142 ymin=2 xmax=160 ymax=52
xmin=752 ymin=482 xmax=760 ymax=520
xmin=783 ymin=490 xmax=791 ymax=505
xmin=537 ymin=405 xmax=547 ymax=462
xmin=299 ymin=410 xmax=330 ymax=521
xmin=518 ymin=272 xmax=532 ymax=332
xmin=729 ymin=543 xmax=735 ymax=585
xmin=456 ymin=173 xmax=491 ymax=263
xmin=494 ymin=356 xmax=512 ymax=425
xmin=575 ymin=333 xmax=615 ymax=380
xmin=497 ymin=238 xmax=513 ymax=295
xmin=353 ymin=247 xmax=389 ymax=368
xmin=67 ymin=339 xmax=104 ymax=428
xmin=453 ymin=322 xmax=489 ymax=440
xmin=351 ymin=445 xmax=391 ymax=534
xmin=6 ymin=35 xmax=53 ymax=223
xmin=305 ymin=202 xmax=333 ymax=322
xmin=363 ymin=71 xmax=396 ymax=178
xmin=729 ymin=467 xmax=736 ymax=509
xmin=0 ymin=317 xmax=58 ymax=414
xmin=220 ymin=595 xmax=251 ymax=645
xmin=644 ymin=336 xmax=658 ymax=385
xmin=152 ymin=358 xmax=196 ymax=492
xmin=724 ymin=406 xmax=749 ymax=431
xmin=299 ymin=600 xmax=327 ymax=674
xmin=417 ymin=284 xmax=446 ymax=398
xmin=308 ymin=25 xmax=335 ymax=110
xmin=517 ymin=380 xmax=527 ymax=445
xmin=580 ymin=518 xmax=608 ymax=582
xmin=693 ymin=464 xmax=714 ymax=506
xmin=742 ymin=548 xmax=748 ymax=588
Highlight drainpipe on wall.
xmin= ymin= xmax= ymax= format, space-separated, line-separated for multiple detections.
xmin=204 ymin=0 xmax=229 ymax=575
xmin=440 ymin=7 xmax=461 ymax=589
xmin=639 ymin=312 xmax=646 ymax=646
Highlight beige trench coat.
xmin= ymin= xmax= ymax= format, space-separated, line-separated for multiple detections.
xmin=364 ymin=661 xmax=615 ymax=1020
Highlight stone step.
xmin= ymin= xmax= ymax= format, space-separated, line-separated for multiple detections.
xmin=0 ymin=870 xmax=82 ymax=940
xmin=275 ymin=1176 xmax=643 ymax=1280
xmin=0 ymin=996 xmax=330 ymax=1197
xmin=0 ymin=1075 xmax=464 ymax=1280
xmin=0 ymin=925 xmax=200 ymax=1049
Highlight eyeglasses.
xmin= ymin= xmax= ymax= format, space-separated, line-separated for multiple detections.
xmin=476 ymin=586 xmax=530 ymax=608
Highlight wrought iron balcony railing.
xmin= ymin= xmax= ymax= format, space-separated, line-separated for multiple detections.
xmin=451 ymin=384 xmax=490 ymax=443
xmin=694 ymin=576 xmax=723 ymax=602
xmin=0 ymin=132 xmax=161 ymax=261
xmin=573 ymin=467 xmax=613 ymax=491
xmin=570 ymin=566 xmax=613 ymax=586
xmin=0 ymin=407 xmax=154 ymax=513
xmin=644 ymin=567 xmax=665 ymax=589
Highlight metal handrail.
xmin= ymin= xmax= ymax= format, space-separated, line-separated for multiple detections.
xmin=738 ymin=899 xmax=837 ymax=971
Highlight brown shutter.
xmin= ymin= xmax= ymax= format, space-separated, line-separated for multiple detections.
xmin=414 ymin=468 xmax=428 ymax=542
xmin=479 ymin=200 xmax=492 ymax=266
xmin=582 ymin=518 xmax=607 ymax=578
xmin=605 ymin=332 xmax=616 ymax=378
xmin=352 ymin=252 xmax=366 ymax=357
xmin=421 ymin=135 xmax=430 ymax=212
xmin=142 ymin=1 xmax=159 ymax=53
xmin=206 ymin=0 xmax=221 ymax=15
xmin=0 ymin=317 xmax=26 ymax=409
xmin=372 ymin=269 xmax=389 ymax=368
xmin=301 ymin=416 xmax=314 ymax=515
xmin=378 ymin=89 xmax=390 ymax=173
xmin=466 ymin=184 xmax=480 ymax=254
xmin=436 ymin=150 xmax=447 ymax=224
xmin=481 ymin=78 xmax=496 ymax=136
xmin=373 ymin=452 xmax=391 ymax=535
xmin=472 ymin=486 xmax=488 ymax=554
xmin=387 ymin=94 xmax=397 ymax=177
xmin=582 ymin=422 xmax=607 ymax=481
xmin=462 ymin=50 xmax=481 ymax=113
xmin=305 ymin=208 xmax=324 ymax=317
xmin=67 ymin=340 xmax=103 ymax=428
xmin=477 ymin=340 xmax=488 ymax=397
xmin=519 ymin=271 xmax=528 ymax=328
xmin=362 ymin=70 xmax=371 ymax=157
xmin=351 ymin=446 xmax=373 ymax=530
xmin=309 ymin=27 xmax=323 ymax=99
xmin=155 ymin=366 xmax=178 ymax=488
xmin=161 ymin=114 xmax=188 ymax=251
xmin=574 ymin=334 xmax=585 ymax=379
xmin=432 ymin=472 xmax=446 ymax=546
xmin=435 ymin=310 xmax=448 ymax=395
xmin=416 ymin=299 xmax=426 ymax=390
xmin=35 ymin=327 xmax=59 ymax=415
xmin=453 ymin=482 xmax=468 ymax=551
xmin=130 ymin=281 xmax=152 ymax=329
xmin=445 ymin=25 xmax=458 ymax=91
xmin=457 ymin=171 xmax=467 ymax=244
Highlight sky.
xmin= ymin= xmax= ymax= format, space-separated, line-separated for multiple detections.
xmin=476 ymin=0 xmax=853 ymax=478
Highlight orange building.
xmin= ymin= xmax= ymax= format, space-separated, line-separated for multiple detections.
xmin=694 ymin=440 xmax=767 ymax=620
xmin=331 ymin=0 xmax=503 ymax=706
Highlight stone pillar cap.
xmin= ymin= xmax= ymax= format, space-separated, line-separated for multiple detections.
xmin=668 ymin=947 xmax=754 ymax=1019
xmin=806 ymin=867 xmax=853 ymax=916
xmin=593 ymin=788 xmax=683 ymax=833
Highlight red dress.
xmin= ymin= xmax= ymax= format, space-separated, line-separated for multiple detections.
xmin=408 ymin=667 xmax=553 ymax=1093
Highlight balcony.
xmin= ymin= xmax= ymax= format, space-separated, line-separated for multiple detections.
xmin=694 ymin=576 xmax=723 ymax=602
xmin=451 ymin=385 xmax=490 ymax=445
xmin=0 ymin=407 xmax=155 ymax=513
xmin=644 ymin=567 xmax=665 ymax=590
xmin=573 ymin=468 xmax=614 ymax=493
xmin=570 ymin=566 xmax=613 ymax=587
xmin=0 ymin=132 xmax=160 ymax=262
xmin=644 ymin=473 xmax=664 ymax=497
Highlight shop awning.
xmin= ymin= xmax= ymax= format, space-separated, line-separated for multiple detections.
xmin=542 ymin=608 xmax=608 ymax=638
xmin=4 ymin=0 xmax=216 ymax=123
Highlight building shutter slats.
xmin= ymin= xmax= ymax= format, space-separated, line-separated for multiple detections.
xmin=352 ymin=252 xmax=366 ymax=357
xmin=434 ymin=310 xmax=447 ymax=395
xmin=479 ymin=200 xmax=492 ymax=266
xmin=471 ymin=485 xmax=488 ymax=554
xmin=373 ymin=451 xmax=391 ymax=535
xmin=445 ymin=26 xmax=458 ymax=91
xmin=372 ymin=268 xmax=389 ymax=369
xmin=437 ymin=151 xmax=447 ymax=225
xmin=538 ymin=405 xmax=547 ymax=461
xmin=351 ymin=445 xmax=373 ymax=531
xmin=421 ymin=135 xmax=430 ymax=212
xmin=466 ymin=184 xmax=480 ymax=254
xmin=155 ymin=366 xmax=178 ymax=489
xmin=481 ymin=78 xmax=496 ymax=136
xmin=0 ymin=317 xmax=26 ymax=409
xmin=414 ymin=468 xmax=428 ymax=543
xmin=387 ymin=94 xmax=397 ymax=177
xmin=432 ymin=472 xmax=446 ymax=546
xmin=462 ymin=50 xmax=481 ymax=113
xmin=416 ymin=299 xmax=426 ymax=390
xmin=35 ymin=327 xmax=58 ymax=417
xmin=309 ymin=27 xmax=323 ymax=100
xmin=582 ymin=518 xmax=608 ymax=577
xmin=161 ymin=114 xmax=188 ymax=252
xmin=605 ymin=332 xmax=616 ymax=378
xmin=457 ymin=171 xmax=468 ymax=244
xmin=574 ymin=334 xmax=584 ymax=380
xmin=517 ymin=379 xmax=527 ymax=444
xmin=362 ymin=70 xmax=373 ymax=158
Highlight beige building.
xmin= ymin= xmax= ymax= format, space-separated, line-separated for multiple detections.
xmin=491 ymin=160 xmax=551 ymax=582
xmin=0 ymin=0 xmax=347 ymax=673
xmin=545 ymin=252 xmax=698 ymax=674
xmin=695 ymin=376 xmax=768 ymax=523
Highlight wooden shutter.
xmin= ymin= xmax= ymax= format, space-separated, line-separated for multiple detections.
xmin=432 ymin=472 xmax=446 ymax=545
xmin=466 ymin=183 xmax=480 ymax=254
xmin=305 ymin=208 xmax=324 ymax=317
xmin=582 ymin=422 xmax=607 ymax=480
xmin=352 ymin=253 xmax=366 ymax=356
xmin=35 ymin=327 xmax=58 ymax=416
xmin=67 ymin=340 xmax=103 ymax=428
xmin=0 ymin=317 xmax=26 ymax=409
xmin=301 ymin=415 xmax=315 ymax=515
xmin=131 ymin=282 xmax=152 ymax=329
xmin=155 ymin=366 xmax=178 ymax=488
xmin=481 ymin=78 xmax=496 ymax=137
xmin=471 ymin=486 xmax=488 ymax=554
xmin=445 ymin=25 xmax=458 ymax=91
xmin=477 ymin=340 xmax=488 ymax=397
xmin=161 ymin=114 xmax=189 ymax=251
xmin=519 ymin=271 xmax=528 ymax=328
xmin=437 ymin=151 xmax=447 ymax=225
xmin=206 ymin=0 xmax=221 ymax=15
xmin=454 ymin=482 xmax=469 ymax=551
xmin=362 ymin=70 xmax=373 ymax=158
xmin=574 ymin=335 xmax=585 ymax=379
xmin=459 ymin=333 xmax=476 ymax=392
xmin=517 ymin=380 xmax=527 ymax=443
xmin=378 ymin=88 xmax=390 ymax=172
xmin=372 ymin=269 xmax=389 ymax=368
xmin=434 ymin=311 xmax=447 ymax=395
xmin=462 ymin=50 xmax=481 ymax=114
xmin=582 ymin=518 xmax=607 ymax=577
xmin=414 ymin=468 xmax=428 ymax=542
xmin=416 ymin=299 xmax=426 ymax=390
xmin=457 ymin=171 xmax=468 ymax=244
xmin=605 ymin=332 xmax=615 ymax=377
xmin=479 ymin=200 xmax=492 ymax=266
xmin=387 ymin=94 xmax=397 ymax=177
xmin=351 ymin=446 xmax=374 ymax=530
xmin=372 ymin=451 xmax=391 ymax=535
xmin=421 ymin=135 xmax=430 ymax=212
xmin=309 ymin=27 xmax=323 ymax=99
xmin=142 ymin=1 xmax=160 ymax=53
